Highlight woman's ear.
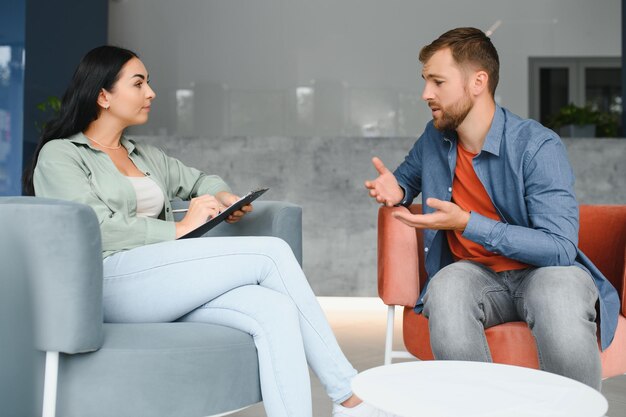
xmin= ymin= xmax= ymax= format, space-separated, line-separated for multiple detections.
xmin=96 ymin=89 xmax=111 ymax=110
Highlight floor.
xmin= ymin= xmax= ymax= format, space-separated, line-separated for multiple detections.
xmin=231 ymin=297 xmax=626 ymax=417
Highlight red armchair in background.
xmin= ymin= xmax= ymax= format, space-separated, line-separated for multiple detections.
xmin=378 ymin=204 xmax=626 ymax=379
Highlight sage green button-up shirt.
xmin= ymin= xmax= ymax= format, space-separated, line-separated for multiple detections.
xmin=34 ymin=133 xmax=231 ymax=258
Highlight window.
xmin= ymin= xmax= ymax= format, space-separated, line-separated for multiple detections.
xmin=529 ymin=57 xmax=621 ymax=136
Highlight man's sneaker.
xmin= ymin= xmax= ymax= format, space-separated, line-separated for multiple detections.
xmin=332 ymin=402 xmax=400 ymax=417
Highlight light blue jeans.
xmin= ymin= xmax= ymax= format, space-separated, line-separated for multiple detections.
xmin=422 ymin=260 xmax=601 ymax=390
xmin=102 ymin=236 xmax=357 ymax=417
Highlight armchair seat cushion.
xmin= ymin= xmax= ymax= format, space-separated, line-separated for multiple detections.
xmin=402 ymin=308 xmax=626 ymax=379
xmin=56 ymin=323 xmax=261 ymax=417
xmin=402 ymin=309 xmax=539 ymax=368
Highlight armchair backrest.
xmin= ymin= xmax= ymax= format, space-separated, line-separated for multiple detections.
xmin=172 ymin=199 xmax=303 ymax=266
xmin=0 ymin=197 xmax=104 ymax=354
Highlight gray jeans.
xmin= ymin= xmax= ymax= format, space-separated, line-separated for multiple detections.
xmin=422 ymin=260 xmax=601 ymax=390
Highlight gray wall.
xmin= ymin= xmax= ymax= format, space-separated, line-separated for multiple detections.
xmin=109 ymin=0 xmax=621 ymax=138
xmin=143 ymin=135 xmax=626 ymax=296
xmin=113 ymin=0 xmax=625 ymax=295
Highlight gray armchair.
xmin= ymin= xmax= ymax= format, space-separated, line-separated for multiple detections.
xmin=0 ymin=196 xmax=303 ymax=417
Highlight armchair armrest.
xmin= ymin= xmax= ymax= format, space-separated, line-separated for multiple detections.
xmin=0 ymin=197 xmax=104 ymax=354
xmin=377 ymin=206 xmax=420 ymax=307
xmin=579 ymin=205 xmax=626 ymax=318
xmin=0 ymin=205 xmax=36 ymax=416
xmin=171 ymin=200 xmax=303 ymax=266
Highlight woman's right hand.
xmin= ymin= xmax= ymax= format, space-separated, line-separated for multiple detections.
xmin=175 ymin=194 xmax=224 ymax=238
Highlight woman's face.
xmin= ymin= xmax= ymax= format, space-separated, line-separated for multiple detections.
xmin=104 ymin=57 xmax=155 ymax=127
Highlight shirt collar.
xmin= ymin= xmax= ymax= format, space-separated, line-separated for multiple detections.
xmin=480 ymin=104 xmax=504 ymax=156
xmin=68 ymin=132 xmax=136 ymax=155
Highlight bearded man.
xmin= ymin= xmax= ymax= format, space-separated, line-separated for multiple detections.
xmin=364 ymin=27 xmax=619 ymax=391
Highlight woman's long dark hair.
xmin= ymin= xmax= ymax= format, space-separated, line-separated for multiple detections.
xmin=22 ymin=45 xmax=138 ymax=196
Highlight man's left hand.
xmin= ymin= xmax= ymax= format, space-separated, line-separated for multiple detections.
xmin=392 ymin=198 xmax=470 ymax=231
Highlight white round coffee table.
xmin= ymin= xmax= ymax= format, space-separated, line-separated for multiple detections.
xmin=351 ymin=361 xmax=608 ymax=417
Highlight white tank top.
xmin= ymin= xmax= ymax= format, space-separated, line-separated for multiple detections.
xmin=126 ymin=176 xmax=165 ymax=218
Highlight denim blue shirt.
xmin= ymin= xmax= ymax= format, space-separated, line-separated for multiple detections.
xmin=394 ymin=105 xmax=619 ymax=350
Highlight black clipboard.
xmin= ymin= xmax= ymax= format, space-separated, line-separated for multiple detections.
xmin=177 ymin=187 xmax=269 ymax=239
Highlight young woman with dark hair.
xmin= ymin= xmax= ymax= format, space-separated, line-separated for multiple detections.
xmin=23 ymin=46 xmax=138 ymax=196
xmin=26 ymin=45 xmax=394 ymax=417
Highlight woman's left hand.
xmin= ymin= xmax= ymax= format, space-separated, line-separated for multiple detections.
xmin=215 ymin=191 xmax=253 ymax=223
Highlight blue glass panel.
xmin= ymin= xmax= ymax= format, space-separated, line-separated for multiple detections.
xmin=0 ymin=0 xmax=25 ymax=196
xmin=0 ymin=45 xmax=24 ymax=195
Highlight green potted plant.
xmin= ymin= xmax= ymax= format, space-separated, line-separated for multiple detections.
xmin=547 ymin=103 xmax=619 ymax=138
xmin=35 ymin=96 xmax=61 ymax=133
xmin=593 ymin=110 xmax=619 ymax=137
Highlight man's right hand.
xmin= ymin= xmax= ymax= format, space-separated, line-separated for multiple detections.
xmin=364 ymin=157 xmax=404 ymax=207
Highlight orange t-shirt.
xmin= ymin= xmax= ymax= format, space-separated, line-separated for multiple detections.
xmin=446 ymin=143 xmax=528 ymax=272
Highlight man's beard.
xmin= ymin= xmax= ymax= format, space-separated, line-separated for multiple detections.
xmin=432 ymin=93 xmax=473 ymax=131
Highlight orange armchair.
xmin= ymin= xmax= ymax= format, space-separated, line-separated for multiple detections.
xmin=378 ymin=204 xmax=626 ymax=379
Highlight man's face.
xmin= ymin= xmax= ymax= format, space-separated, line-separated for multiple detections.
xmin=421 ymin=48 xmax=473 ymax=131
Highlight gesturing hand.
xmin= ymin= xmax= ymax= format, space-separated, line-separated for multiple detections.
xmin=364 ymin=157 xmax=405 ymax=207
xmin=392 ymin=198 xmax=470 ymax=231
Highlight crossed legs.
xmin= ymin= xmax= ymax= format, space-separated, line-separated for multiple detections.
xmin=102 ymin=236 xmax=357 ymax=417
